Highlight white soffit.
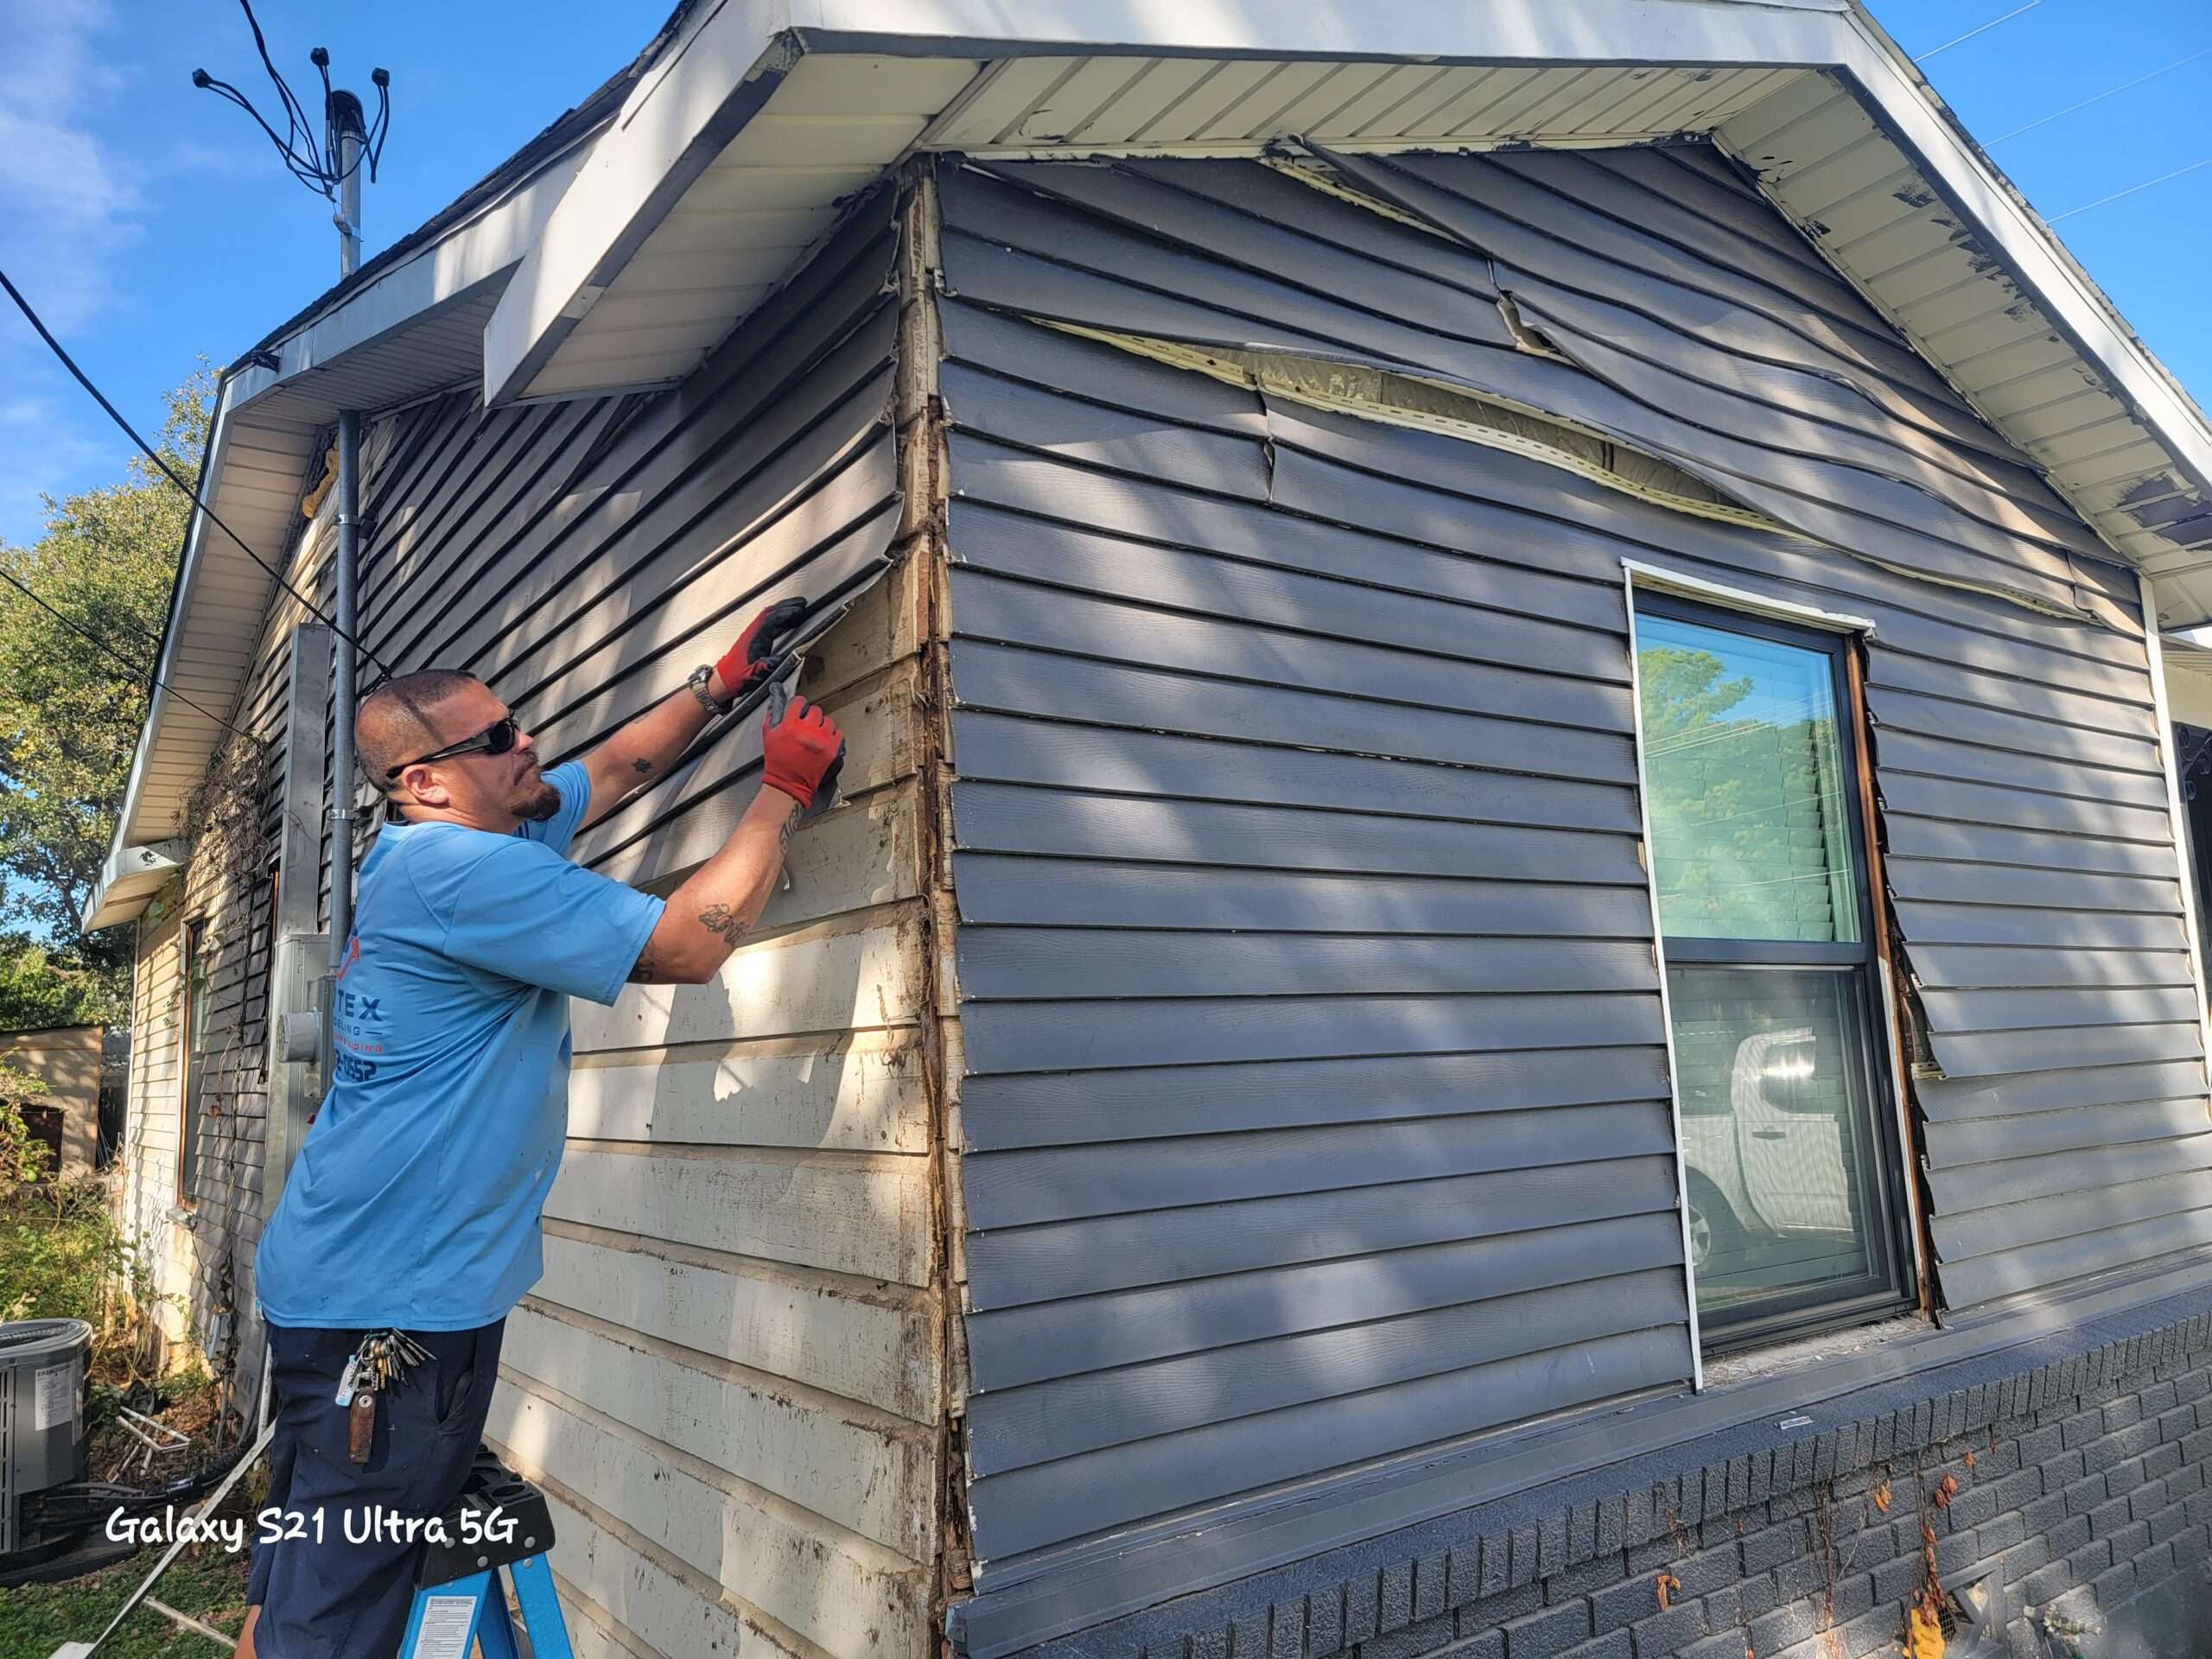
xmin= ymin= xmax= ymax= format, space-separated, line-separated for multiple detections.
xmin=1715 ymin=71 xmax=2212 ymax=632
xmin=486 ymin=0 xmax=2212 ymax=629
xmin=488 ymin=48 xmax=983 ymax=404
xmin=496 ymin=54 xmax=1793 ymax=399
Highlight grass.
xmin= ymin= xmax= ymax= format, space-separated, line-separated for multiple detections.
xmin=0 ymin=1549 xmax=248 ymax=1656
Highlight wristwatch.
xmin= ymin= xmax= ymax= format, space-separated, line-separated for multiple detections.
xmin=686 ymin=664 xmax=730 ymax=715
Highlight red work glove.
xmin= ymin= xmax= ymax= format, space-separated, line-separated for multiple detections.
xmin=714 ymin=597 xmax=808 ymax=701
xmin=761 ymin=696 xmax=845 ymax=810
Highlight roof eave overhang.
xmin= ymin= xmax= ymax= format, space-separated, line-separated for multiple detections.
xmin=482 ymin=3 xmax=807 ymax=408
xmin=483 ymin=0 xmax=1855 ymax=406
xmin=482 ymin=0 xmax=2212 ymax=625
xmin=82 ymin=838 xmax=188 ymax=934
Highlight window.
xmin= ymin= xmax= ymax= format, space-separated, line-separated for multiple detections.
xmin=1631 ymin=591 xmax=1915 ymax=1348
xmin=180 ymin=918 xmax=211 ymax=1206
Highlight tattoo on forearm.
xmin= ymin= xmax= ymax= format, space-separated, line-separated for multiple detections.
xmin=697 ymin=903 xmax=749 ymax=946
xmin=779 ymin=812 xmax=798 ymax=854
xmin=628 ymin=946 xmax=660 ymax=982
xmin=632 ymin=758 xmax=654 ymax=774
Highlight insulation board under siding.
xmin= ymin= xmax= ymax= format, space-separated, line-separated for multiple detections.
xmin=935 ymin=145 xmax=2212 ymax=1574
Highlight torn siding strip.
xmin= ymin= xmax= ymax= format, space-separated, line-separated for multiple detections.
xmin=1028 ymin=322 xmax=1782 ymax=537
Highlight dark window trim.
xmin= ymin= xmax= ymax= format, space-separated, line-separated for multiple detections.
xmin=258 ymin=862 xmax=281 ymax=1081
xmin=1631 ymin=590 xmax=1917 ymax=1355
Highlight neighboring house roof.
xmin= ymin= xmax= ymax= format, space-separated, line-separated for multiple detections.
xmin=86 ymin=0 xmax=2212 ymax=929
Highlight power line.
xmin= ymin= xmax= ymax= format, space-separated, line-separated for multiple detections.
xmin=1989 ymin=47 xmax=2212 ymax=145
xmin=0 ymin=565 xmax=255 ymax=742
xmin=2050 ymin=157 xmax=2212 ymax=221
xmin=192 ymin=0 xmax=392 ymax=199
xmin=1916 ymin=1 xmax=2044 ymax=63
xmin=0 ymin=266 xmax=396 ymax=678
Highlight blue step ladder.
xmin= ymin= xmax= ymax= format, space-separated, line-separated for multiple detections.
xmin=398 ymin=1449 xmax=573 ymax=1659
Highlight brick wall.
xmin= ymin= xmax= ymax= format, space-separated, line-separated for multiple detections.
xmin=1059 ymin=1306 xmax=2212 ymax=1659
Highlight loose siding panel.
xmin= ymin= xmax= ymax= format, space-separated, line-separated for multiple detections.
xmin=937 ymin=145 xmax=2212 ymax=1573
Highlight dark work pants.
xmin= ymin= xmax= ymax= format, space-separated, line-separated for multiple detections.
xmin=245 ymin=1318 xmax=505 ymax=1659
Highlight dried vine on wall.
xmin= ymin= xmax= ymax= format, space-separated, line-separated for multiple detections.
xmin=140 ymin=726 xmax=277 ymax=1400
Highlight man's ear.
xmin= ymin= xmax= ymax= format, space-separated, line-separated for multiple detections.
xmin=396 ymin=762 xmax=449 ymax=806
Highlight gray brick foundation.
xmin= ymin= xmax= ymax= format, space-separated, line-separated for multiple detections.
xmin=1331 ymin=1328 xmax=2211 ymax=1658
xmin=1003 ymin=1298 xmax=2212 ymax=1659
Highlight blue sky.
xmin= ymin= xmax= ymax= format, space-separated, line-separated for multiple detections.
xmin=2 ymin=0 xmax=2209 ymax=550
xmin=0 ymin=1 xmax=664 ymax=544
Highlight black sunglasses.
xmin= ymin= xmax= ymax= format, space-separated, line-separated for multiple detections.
xmin=385 ymin=715 xmax=520 ymax=781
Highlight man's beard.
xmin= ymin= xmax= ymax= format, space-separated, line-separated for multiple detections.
xmin=521 ymin=779 xmax=563 ymax=822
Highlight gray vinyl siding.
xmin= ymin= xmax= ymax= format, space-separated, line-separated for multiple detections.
xmin=936 ymin=145 xmax=2212 ymax=1573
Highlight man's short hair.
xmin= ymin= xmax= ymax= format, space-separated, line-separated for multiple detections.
xmin=356 ymin=670 xmax=484 ymax=785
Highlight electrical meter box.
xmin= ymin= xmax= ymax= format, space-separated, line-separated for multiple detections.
xmin=264 ymin=931 xmax=330 ymax=1222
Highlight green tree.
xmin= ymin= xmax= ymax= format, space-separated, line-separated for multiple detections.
xmin=0 ymin=369 xmax=213 ymax=1003
xmin=0 ymin=938 xmax=130 ymax=1029
xmin=1636 ymin=645 xmax=1752 ymax=746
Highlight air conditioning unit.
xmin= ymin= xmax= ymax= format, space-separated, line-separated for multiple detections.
xmin=0 ymin=1319 xmax=91 ymax=1574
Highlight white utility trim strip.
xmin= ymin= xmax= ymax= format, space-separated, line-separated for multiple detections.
xmin=1623 ymin=559 xmax=1878 ymax=636
xmin=1619 ymin=566 xmax=1708 ymax=1391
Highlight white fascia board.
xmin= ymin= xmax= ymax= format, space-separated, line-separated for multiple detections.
xmin=80 ymin=378 xmax=243 ymax=935
xmin=482 ymin=0 xmax=804 ymax=406
xmin=1814 ymin=7 xmax=2212 ymax=545
xmin=232 ymin=135 xmax=596 ymax=415
xmin=789 ymin=0 xmax=1847 ymax=60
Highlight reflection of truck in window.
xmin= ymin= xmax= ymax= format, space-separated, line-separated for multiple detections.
xmin=1678 ymin=1027 xmax=1855 ymax=1280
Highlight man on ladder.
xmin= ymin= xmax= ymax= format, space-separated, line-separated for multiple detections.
xmin=232 ymin=602 xmax=845 ymax=1659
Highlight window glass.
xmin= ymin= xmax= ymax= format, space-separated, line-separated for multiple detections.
xmin=1633 ymin=596 xmax=1910 ymax=1346
xmin=1669 ymin=966 xmax=1890 ymax=1325
xmin=1636 ymin=614 xmax=1859 ymax=944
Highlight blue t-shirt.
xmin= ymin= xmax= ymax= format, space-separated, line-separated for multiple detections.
xmin=255 ymin=761 xmax=664 ymax=1331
